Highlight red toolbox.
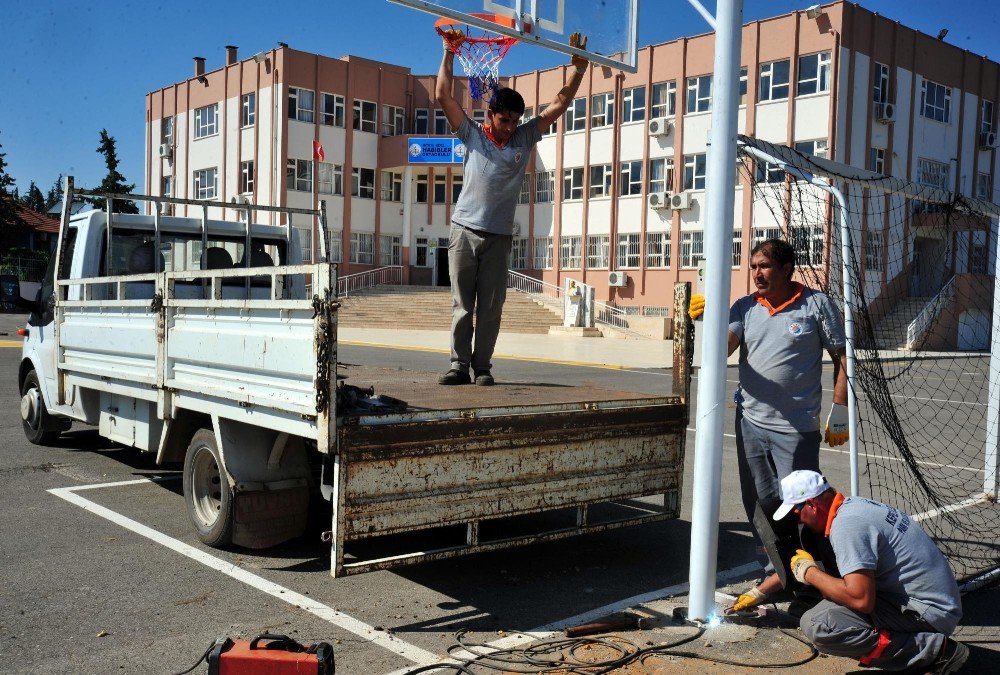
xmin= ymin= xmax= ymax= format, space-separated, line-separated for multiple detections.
xmin=208 ymin=633 xmax=335 ymax=674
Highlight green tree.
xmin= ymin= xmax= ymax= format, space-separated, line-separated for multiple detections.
xmin=95 ymin=129 xmax=138 ymax=214
xmin=0 ymin=134 xmax=28 ymax=249
xmin=20 ymin=181 xmax=46 ymax=212
xmin=45 ymin=173 xmax=63 ymax=211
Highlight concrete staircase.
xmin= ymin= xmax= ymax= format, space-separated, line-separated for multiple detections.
xmin=871 ymin=296 xmax=930 ymax=349
xmin=338 ymin=285 xmax=563 ymax=334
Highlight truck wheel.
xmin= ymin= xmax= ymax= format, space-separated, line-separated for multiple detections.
xmin=183 ymin=429 xmax=234 ymax=547
xmin=20 ymin=370 xmax=62 ymax=445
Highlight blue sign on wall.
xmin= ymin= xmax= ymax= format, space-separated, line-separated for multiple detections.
xmin=407 ymin=138 xmax=466 ymax=164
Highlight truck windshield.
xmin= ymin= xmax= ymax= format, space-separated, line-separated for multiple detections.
xmin=106 ymin=229 xmax=284 ymax=276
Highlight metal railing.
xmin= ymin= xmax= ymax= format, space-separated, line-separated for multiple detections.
xmin=337 ymin=265 xmax=402 ymax=297
xmin=906 ymin=275 xmax=957 ymax=349
xmin=594 ymin=299 xmax=637 ymax=334
xmin=0 ymin=256 xmax=48 ymax=282
xmin=506 ymin=270 xmax=563 ymax=307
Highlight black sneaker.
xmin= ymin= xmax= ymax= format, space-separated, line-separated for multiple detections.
xmin=929 ymin=638 xmax=969 ymax=674
xmin=438 ymin=369 xmax=471 ymax=385
xmin=474 ymin=370 xmax=494 ymax=386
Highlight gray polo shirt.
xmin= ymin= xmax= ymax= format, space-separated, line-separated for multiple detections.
xmin=729 ymin=286 xmax=846 ymax=433
xmin=831 ymin=497 xmax=962 ymax=634
xmin=451 ymin=116 xmax=541 ymax=235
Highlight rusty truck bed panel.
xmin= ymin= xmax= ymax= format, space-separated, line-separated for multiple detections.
xmin=336 ymin=363 xmax=669 ymax=411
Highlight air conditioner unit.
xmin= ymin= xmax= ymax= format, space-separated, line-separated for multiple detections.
xmin=647 ymin=191 xmax=670 ymax=209
xmin=671 ymin=191 xmax=692 ymax=210
xmin=608 ymin=271 xmax=629 ymax=287
xmin=158 ymin=143 xmax=173 ymax=159
xmin=648 ymin=117 xmax=672 ymax=137
xmin=979 ymin=131 xmax=998 ymax=150
xmin=874 ymin=102 xmax=895 ymax=124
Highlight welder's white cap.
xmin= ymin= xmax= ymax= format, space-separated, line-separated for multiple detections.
xmin=773 ymin=470 xmax=832 ymax=520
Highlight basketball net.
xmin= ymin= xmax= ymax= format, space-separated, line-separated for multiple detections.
xmin=436 ymin=15 xmax=525 ymax=101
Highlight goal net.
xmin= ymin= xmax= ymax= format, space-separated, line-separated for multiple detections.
xmin=737 ymin=134 xmax=1000 ymax=585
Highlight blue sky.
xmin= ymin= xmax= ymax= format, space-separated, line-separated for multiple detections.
xmin=1 ymin=1 xmax=999 ymax=199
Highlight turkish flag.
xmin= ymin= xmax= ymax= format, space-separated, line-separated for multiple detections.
xmin=313 ymin=140 xmax=325 ymax=162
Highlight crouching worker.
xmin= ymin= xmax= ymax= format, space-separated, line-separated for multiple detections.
xmin=772 ymin=470 xmax=967 ymax=673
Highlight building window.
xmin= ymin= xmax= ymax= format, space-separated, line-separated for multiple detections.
xmin=731 ymin=228 xmax=742 ymax=267
xmin=791 ymin=225 xmax=824 ymax=266
xmin=865 ymin=230 xmax=882 ymax=272
xmin=539 ymin=104 xmax=556 ymax=136
xmin=617 ymin=233 xmax=641 ymax=268
xmin=241 ymin=93 xmax=256 ymax=127
xmin=326 ymin=231 xmax=342 ymax=263
xmin=755 ymin=160 xmax=785 ymax=184
xmin=560 ymin=235 xmax=582 ymax=268
xmin=239 ymin=161 xmax=254 ymax=194
xmin=752 ymin=226 xmax=783 ymax=248
xmin=193 ymin=168 xmax=217 ymax=200
xmin=433 ymin=174 xmax=447 ymax=203
xmin=976 ymin=172 xmax=992 ymax=200
xmin=162 ymin=175 xmax=172 ymax=198
xmin=920 ymin=80 xmax=951 ymax=123
xmin=415 ymin=237 xmax=430 ymax=267
xmin=970 ymin=232 xmax=988 ymax=273
xmin=619 ymin=160 xmax=643 ymax=196
xmin=350 ymin=232 xmax=374 ymax=264
xmin=795 ymin=139 xmax=828 ymax=158
xmin=797 ymin=52 xmax=831 ymax=96
xmin=382 ymin=105 xmax=406 ymax=136
xmin=982 ymin=100 xmax=995 ymax=136
xmin=353 ymin=99 xmax=377 ymax=133
xmin=533 ymin=237 xmax=553 ymax=269
xmin=681 ymin=231 xmax=704 ymax=268
xmin=415 ymin=174 xmax=428 ymax=203
xmin=452 ymin=174 xmax=463 ymax=203
xmin=917 ymin=158 xmax=950 ymax=189
xmin=381 ymin=171 xmax=402 ymax=201
xmin=759 ymin=59 xmax=790 ymax=101
xmin=686 ymin=75 xmax=712 ymax=113
xmin=683 ymin=153 xmax=707 ymax=190
xmin=321 ymin=93 xmax=345 ymax=127
xmin=379 ymin=235 xmax=401 ymax=266
xmin=651 ymin=81 xmax=676 ymax=118
xmin=413 ymin=109 xmax=429 ymax=134
xmin=739 ymin=67 xmax=748 ymax=105
xmin=433 ymin=109 xmax=448 ymax=134
xmin=645 ymin=232 xmax=670 ymax=268
xmin=564 ymin=97 xmax=586 ymax=131
xmin=288 ymin=87 xmax=315 ymax=123
xmin=622 ymin=86 xmax=646 ymax=123
xmin=563 ymin=167 xmax=584 ymax=200
xmin=194 ymin=104 xmax=218 ymax=139
xmin=352 ymin=167 xmax=376 ymax=199
xmin=518 ymin=173 xmax=531 ymax=204
xmin=586 ymin=234 xmax=610 ymax=268
xmin=319 ymin=162 xmax=343 ymax=195
xmin=873 ymin=62 xmax=890 ymax=105
xmin=161 ymin=116 xmax=174 ymax=144
xmin=521 ymin=107 xmax=532 ymax=124
xmin=589 ymin=164 xmax=613 ymax=198
xmin=591 ymin=92 xmax=614 ymax=128
xmin=287 ymin=159 xmax=313 ymax=192
xmin=535 ymin=171 xmax=554 ymax=202
xmin=472 ymin=110 xmax=487 ymax=124
xmin=649 ymin=157 xmax=673 ymax=193
xmin=869 ymin=147 xmax=885 ymax=174
xmin=509 ymin=237 xmax=527 ymax=269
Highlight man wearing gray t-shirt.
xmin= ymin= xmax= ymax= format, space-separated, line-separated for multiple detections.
xmin=435 ymin=29 xmax=589 ymax=386
xmin=774 ymin=470 xmax=966 ymax=673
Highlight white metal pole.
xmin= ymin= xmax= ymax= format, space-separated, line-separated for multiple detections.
xmin=687 ymin=0 xmax=743 ymax=622
xmin=983 ymin=217 xmax=1000 ymax=498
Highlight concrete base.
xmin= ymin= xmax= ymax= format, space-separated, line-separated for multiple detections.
xmin=548 ymin=325 xmax=603 ymax=337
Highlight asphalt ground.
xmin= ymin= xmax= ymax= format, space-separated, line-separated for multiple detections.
xmin=1 ymin=311 xmax=997 ymax=673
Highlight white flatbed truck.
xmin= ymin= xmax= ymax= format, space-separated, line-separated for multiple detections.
xmin=17 ymin=180 xmax=693 ymax=576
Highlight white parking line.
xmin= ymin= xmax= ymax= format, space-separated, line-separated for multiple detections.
xmin=48 ymin=480 xmax=439 ymax=667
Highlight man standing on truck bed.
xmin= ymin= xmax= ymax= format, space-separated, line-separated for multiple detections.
xmin=435 ymin=29 xmax=589 ymax=386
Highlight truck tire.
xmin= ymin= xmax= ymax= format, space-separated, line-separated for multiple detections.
xmin=183 ymin=429 xmax=234 ymax=547
xmin=20 ymin=370 xmax=62 ymax=445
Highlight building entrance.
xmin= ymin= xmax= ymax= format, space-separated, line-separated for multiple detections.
xmin=435 ymin=247 xmax=449 ymax=286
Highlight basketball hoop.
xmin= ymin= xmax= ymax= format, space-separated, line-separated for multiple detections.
xmin=435 ymin=13 xmax=529 ymax=101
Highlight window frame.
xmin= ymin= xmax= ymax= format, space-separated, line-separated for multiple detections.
xmin=535 ymin=170 xmax=554 ymax=202
xmin=645 ymin=232 xmax=671 ymax=268
xmin=318 ymin=162 xmax=343 ymax=196
xmin=686 ymin=75 xmax=712 ymax=113
xmin=353 ymin=99 xmax=377 ymax=133
xmin=648 ymin=157 xmax=673 ymax=194
xmin=920 ymin=80 xmax=952 ymax=124
xmin=413 ymin=108 xmax=429 ymax=134
xmin=619 ymin=160 xmax=643 ymax=196
xmin=533 ymin=236 xmax=553 ymax=269
xmin=591 ymin=91 xmax=614 ymax=128
xmin=683 ymin=153 xmax=707 ymax=190
xmin=680 ymin=230 xmax=705 ymax=268
xmin=380 ymin=170 xmax=402 ymax=201
xmin=349 ymin=232 xmax=375 ymax=265
xmin=563 ymin=167 xmax=584 ymax=200
xmin=560 ymin=235 xmax=582 ymax=269
xmin=564 ymin=97 xmax=587 ymax=132
xmin=651 ymin=81 xmax=676 ymax=118
xmin=288 ymin=87 xmax=315 ymax=123
xmin=622 ymin=86 xmax=646 ymax=123
xmin=194 ymin=104 xmax=218 ymax=139
xmin=321 ymin=93 xmax=345 ymax=127
xmin=351 ymin=167 xmax=375 ymax=199
xmin=796 ymin=52 xmax=832 ymax=96
xmin=193 ymin=167 xmax=218 ymax=200
xmin=382 ymin=104 xmax=406 ymax=137
xmin=239 ymin=160 xmax=254 ymax=194
xmin=379 ymin=234 xmax=402 ymax=266
xmin=759 ymin=59 xmax=790 ymax=102
xmin=586 ymin=234 xmax=610 ymax=269
xmin=589 ymin=164 xmax=613 ymax=198
xmin=286 ymin=158 xmax=313 ymax=192
xmin=241 ymin=93 xmax=256 ymax=127
xmin=617 ymin=233 xmax=641 ymax=268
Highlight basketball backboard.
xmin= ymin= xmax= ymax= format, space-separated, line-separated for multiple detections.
xmin=389 ymin=0 xmax=640 ymax=73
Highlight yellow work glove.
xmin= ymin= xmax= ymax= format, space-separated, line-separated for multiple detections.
xmin=569 ymin=32 xmax=589 ymax=72
xmin=791 ymin=549 xmax=817 ymax=584
xmin=824 ymin=403 xmax=849 ymax=447
xmin=726 ymin=586 xmax=767 ymax=614
xmin=441 ymin=28 xmax=465 ymax=51
xmin=688 ymin=293 xmax=705 ymax=320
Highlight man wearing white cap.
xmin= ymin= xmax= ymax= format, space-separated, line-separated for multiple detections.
xmin=773 ymin=470 xmax=966 ymax=673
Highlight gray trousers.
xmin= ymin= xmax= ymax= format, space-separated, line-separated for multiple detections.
xmin=447 ymin=225 xmax=512 ymax=372
xmin=736 ymin=411 xmax=821 ymax=573
xmin=801 ymin=600 xmax=947 ymax=670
